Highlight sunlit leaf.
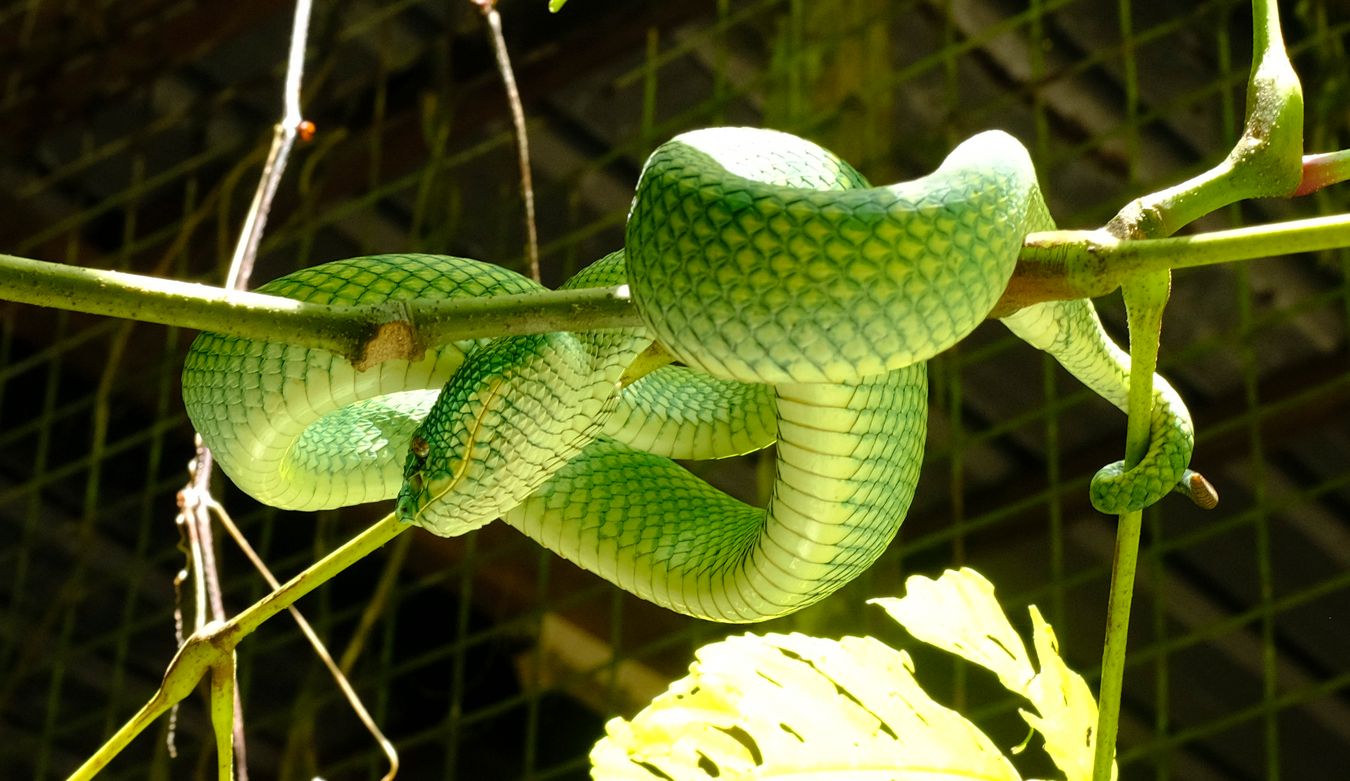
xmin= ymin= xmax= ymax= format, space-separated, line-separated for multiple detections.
xmin=592 ymin=568 xmax=1114 ymax=780
xmin=1020 ymin=607 xmax=1115 ymax=781
xmin=877 ymin=569 xmax=1114 ymax=781
xmin=591 ymin=631 xmax=1019 ymax=780
xmin=870 ymin=569 xmax=1036 ymax=693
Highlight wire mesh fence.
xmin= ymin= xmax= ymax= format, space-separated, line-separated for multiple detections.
xmin=1 ymin=0 xmax=1346 ymax=778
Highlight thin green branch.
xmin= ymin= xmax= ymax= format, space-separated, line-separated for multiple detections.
xmin=1101 ymin=0 xmax=1302 ymax=243
xmin=1013 ymin=211 xmax=1350 ymax=305
xmin=211 ymin=498 xmax=401 ymax=780
xmin=1049 ymin=212 xmax=1350 ymax=274
xmin=67 ymin=514 xmax=409 ymax=781
xmin=0 ymin=252 xmax=638 ymax=369
xmin=0 ymin=253 xmax=355 ymax=349
xmin=1089 ymin=2 xmax=1303 ymax=779
xmin=210 ymin=656 xmax=237 ymax=781
xmin=3 ymin=208 xmax=1347 ymax=372
xmin=1295 ymin=149 xmax=1350 ymax=196
xmin=1092 ymin=270 xmax=1170 ymax=779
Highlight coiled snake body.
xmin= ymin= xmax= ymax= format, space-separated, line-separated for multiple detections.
xmin=183 ymin=128 xmax=1195 ymax=622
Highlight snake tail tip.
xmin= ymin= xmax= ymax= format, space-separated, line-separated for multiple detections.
xmin=1186 ymin=471 xmax=1220 ymax=510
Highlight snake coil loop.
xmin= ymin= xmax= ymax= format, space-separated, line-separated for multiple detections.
xmin=183 ymin=128 xmax=1198 ymax=622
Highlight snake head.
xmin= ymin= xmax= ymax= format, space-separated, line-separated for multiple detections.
xmin=395 ymin=332 xmax=604 ymax=537
xmin=394 ymin=362 xmax=510 ymax=536
xmin=394 ymin=433 xmax=438 ymax=521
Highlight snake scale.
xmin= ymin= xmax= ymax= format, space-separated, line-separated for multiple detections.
xmin=183 ymin=128 xmax=1199 ymax=623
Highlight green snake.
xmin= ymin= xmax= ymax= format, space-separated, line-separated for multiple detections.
xmin=183 ymin=127 xmax=1202 ymax=623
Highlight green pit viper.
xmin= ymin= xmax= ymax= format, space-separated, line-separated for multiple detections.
xmin=183 ymin=127 xmax=1205 ymax=623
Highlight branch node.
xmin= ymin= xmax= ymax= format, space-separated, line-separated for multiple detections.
xmin=354 ymin=302 xmax=424 ymax=371
xmin=1107 ymin=198 xmax=1166 ymax=240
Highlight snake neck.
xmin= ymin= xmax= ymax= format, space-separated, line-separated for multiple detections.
xmin=396 ymin=328 xmax=640 ymax=537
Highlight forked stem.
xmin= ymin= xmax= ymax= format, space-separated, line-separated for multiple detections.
xmin=1092 ymin=270 xmax=1170 ymax=779
xmin=1090 ymin=2 xmax=1303 ymax=779
xmin=210 ymin=655 xmax=238 ymax=781
xmin=68 ymin=515 xmax=409 ymax=780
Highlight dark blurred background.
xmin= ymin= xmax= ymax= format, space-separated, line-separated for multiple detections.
xmin=0 ymin=0 xmax=1347 ymax=778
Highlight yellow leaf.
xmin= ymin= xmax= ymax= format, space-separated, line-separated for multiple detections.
xmin=870 ymin=568 xmax=1036 ymax=693
xmin=592 ymin=568 xmax=1112 ymax=780
xmin=875 ymin=569 xmax=1115 ymax=781
xmin=1020 ymin=607 xmax=1116 ymax=781
xmin=591 ymin=632 xmax=1020 ymax=780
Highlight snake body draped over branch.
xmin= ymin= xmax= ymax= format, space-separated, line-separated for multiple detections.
xmin=182 ymin=127 xmax=1198 ymax=623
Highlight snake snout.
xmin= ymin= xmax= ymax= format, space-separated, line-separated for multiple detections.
xmin=395 ymin=433 xmax=458 ymax=526
xmin=395 ymin=452 xmax=491 ymax=536
xmin=394 ymin=440 xmax=429 ymax=524
xmin=394 ymin=482 xmax=421 ymax=524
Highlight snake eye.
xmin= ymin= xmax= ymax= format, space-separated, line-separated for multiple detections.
xmin=410 ymin=436 xmax=430 ymax=459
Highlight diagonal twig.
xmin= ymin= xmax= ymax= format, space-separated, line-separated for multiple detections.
xmin=206 ymin=496 xmax=400 ymax=781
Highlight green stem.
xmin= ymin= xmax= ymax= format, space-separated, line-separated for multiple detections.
xmin=1100 ymin=0 xmax=1302 ymax=244
xmin=1016 ymin=211 xmax=1350 ymax=299
xmin=221 ymin=514 xmax=407 ymax=646
xmin=1097 ymin=508 xmax=1142 ymax=777
xmin=0 ymin=252 xmax=637 ymax=370
xmin=67 ymin=514 xmax=409 ymax=780
xmin=0 ymin=252 xmax=353 ymax=347
xmin=67 ymin=682 xmax=180 ymax=781
xmin=5 ymin=207 xmax=1348 ymax=367
xmin=1295 ymin=149 xmax=1350 ymax=196
xmin=1089 ymin=3 xmax=1301 ymax=779
xmin=1092 ymin=270 xmax=1170 ymax=779
xmin=210 ymin=655 xmax=237 ymax=781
